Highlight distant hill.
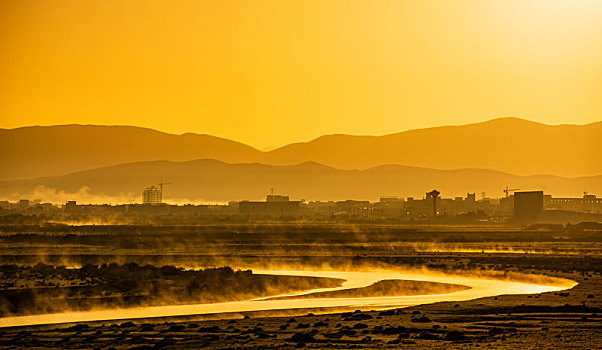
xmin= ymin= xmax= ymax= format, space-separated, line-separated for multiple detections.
xmin=1 ymin=159 xmax=599 ymax=203
xmin=264 ymin=118 xmax=602 ymax=177
xmin=1 ymin=118 xmax=601 ymax=181
xmin=0 ymin=125 xmax=262 ymax=181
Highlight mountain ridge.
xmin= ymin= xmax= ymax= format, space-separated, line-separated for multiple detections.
xmin=1 ymin=117 xmax=601 ymax=181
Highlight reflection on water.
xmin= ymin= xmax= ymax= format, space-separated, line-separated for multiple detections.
xmin=0 ymin=269 xmax=576 ymax=328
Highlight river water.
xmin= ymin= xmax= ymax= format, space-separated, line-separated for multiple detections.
xmin=0 ymin=269 xmax=576 ymax=328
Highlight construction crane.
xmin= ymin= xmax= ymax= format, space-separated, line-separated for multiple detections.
xmin=503 ymin=186 xmax=520 ymax=198
xmin=158 ymin=181 xmax=171 ymax=203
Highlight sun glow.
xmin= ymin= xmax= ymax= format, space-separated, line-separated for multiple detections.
xmin=1 ymin=0 xmax=601 ymax=148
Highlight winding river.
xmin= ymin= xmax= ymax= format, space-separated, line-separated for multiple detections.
xmin=0 ymin=269 xmax=576 ymax=328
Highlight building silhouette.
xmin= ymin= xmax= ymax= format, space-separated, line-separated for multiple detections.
xmin=266 ymin=195 xmax=290 ymax=202
xmin=545 ymin=193 xmax=602 ymax=214
xmin=142 ymin=186 xmax=162 ymax=205
xmin=514 ymin=191 xmax=544 ymax=220
xmin=239 ymin=195 xmax=300 ymax=216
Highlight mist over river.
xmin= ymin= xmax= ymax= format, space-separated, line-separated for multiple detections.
xmin=0 ymin=269 xmax=575 ymax=328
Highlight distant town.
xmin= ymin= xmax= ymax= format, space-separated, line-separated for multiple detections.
xmin=1 ymin=184 xmax=601 ymax=226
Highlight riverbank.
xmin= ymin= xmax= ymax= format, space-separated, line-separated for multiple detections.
xmin=0 ymin=268 xmax=573 ymax=328
xmin=0 ymin=269 xmax=595 ymax=349
xmin=0 ymin=224 xmax=599 ymax=348
xmin=0 ymin=265 xmax=344 ymax=318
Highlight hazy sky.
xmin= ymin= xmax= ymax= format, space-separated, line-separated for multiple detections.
xmin=1 ymin=0 xmax=601 ymax=149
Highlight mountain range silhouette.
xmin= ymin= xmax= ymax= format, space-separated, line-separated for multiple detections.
xmin=1 ymin=117 xmax=600 ymax=202
xmin=1 ymin=117 xmax=600 ymax=183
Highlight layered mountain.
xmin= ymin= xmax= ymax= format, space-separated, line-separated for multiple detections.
xmin=1 ymin=118 xmax=601 ymax=181
xmin=264 ymin=118 xmax=602 ymax=177
xmin=1 ymin=159 xmax=599 ymax=203
xmin=0 ymin=125 xmax=262 ymax=181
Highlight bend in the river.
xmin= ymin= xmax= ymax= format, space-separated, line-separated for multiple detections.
xmin=0 ymin=269 xmax=576 ymax=328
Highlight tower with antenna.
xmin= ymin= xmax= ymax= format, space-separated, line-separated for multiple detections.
xmin=427 ymin=190 xmax=440 ymax=218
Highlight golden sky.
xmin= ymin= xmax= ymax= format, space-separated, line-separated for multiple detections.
xmin=1 ymin=0 xmax=601 ymax=149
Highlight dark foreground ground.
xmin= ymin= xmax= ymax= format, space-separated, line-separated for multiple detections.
xmin=0 ymin=224 xmax=600 ymax=349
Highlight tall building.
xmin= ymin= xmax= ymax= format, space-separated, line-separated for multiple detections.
xmin=142 ymin=186 xmax=162 ymax=205
xmin=514 ymin=191 xmax=543 ymax=220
